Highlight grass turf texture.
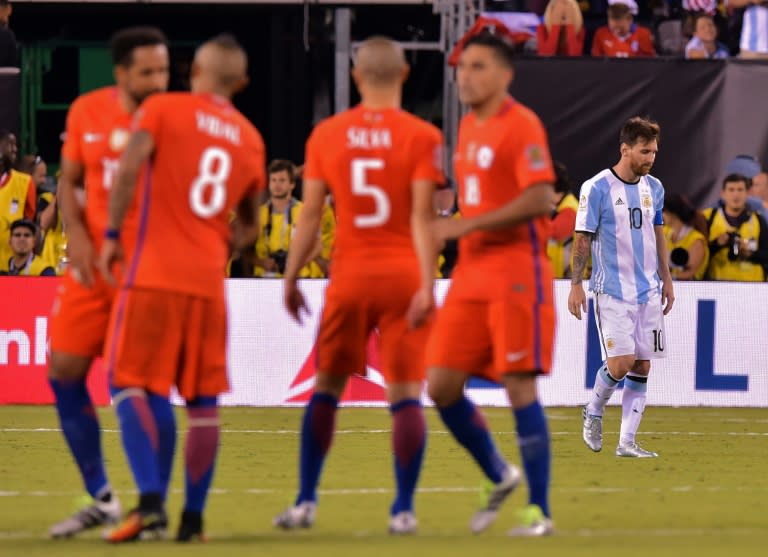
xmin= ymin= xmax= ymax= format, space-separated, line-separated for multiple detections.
xmin=1 ymin=406 xmax=766 ymax=556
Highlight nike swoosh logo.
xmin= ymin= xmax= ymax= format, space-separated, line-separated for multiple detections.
xmin=506 ymin=350 xmax=528 ymax=362
xmin=84 ymin=133 xmax=103 ymax=143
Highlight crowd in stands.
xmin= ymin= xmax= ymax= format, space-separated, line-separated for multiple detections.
xmin=4 ymin=115 xmax=767 ymax=283
xmin=2 ymin=0 xmax=767 ymax=280
xmin=493 ymin=0 xmax=768 ymax=58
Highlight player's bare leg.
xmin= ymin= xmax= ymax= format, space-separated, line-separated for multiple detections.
xmin=503 ymin=373 xmax=553 ymax=537
xmin=386 ymin=381 xmax=426 ymax=535
xmin=274 ymin=372 xmax=347 ymax=530
xmin=428 ymin=367 xmax=520 ymax=534
xmin=48 ymin=352 xmax=121 ymax=538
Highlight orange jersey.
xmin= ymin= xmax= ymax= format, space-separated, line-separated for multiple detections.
xmin=126 ymin=92 xmax=266 ymax=298
xmin=452 ymin=97 xmax=556 ymax=300
xmin=61 ymin=86 xmax=141 ymax=253
xmin=303 ymin=105 xmax=443 ymax=274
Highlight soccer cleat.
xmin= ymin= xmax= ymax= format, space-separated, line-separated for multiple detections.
xmin=49 ymin=495 xmax=122 ymax=538
xmin=176 ymin=510 xmax=206 ymax=543
xmin=273 ymin=501 xmax=317 ymax=530
xmin=582 ymin=406 xmax=603 ymax=452
xmin=104 ymin=508 xmax=168 ymax=543
xmin=616 ymin=441 xmax=658 ymax=458
xmin=508 ymin=504 xmax=554 ymax=537
xmin=470 ymin=464 xmax=522 ymax=534
xmin=388 ymin=511 xmax=417 ymax=535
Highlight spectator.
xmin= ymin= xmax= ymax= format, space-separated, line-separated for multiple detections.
xmin=749 ymin=168 xmax=768 ymax=215
xmin=685 ymin=12 xmax=730 ymax=58
xmin=0 ymin=218 xmax=55 ymax=276
xmin=663 ymin=194 xmax=710 ymax=280
xmin=703 ymin=174 xmax=768 ymax=281
xmin=536 ymin=0 xmax=585 ymax=56
xmin=724 ymin=154 xmax=767 ymax=220
xmin=591 ymin=2 xmax=657 ymax=57
xmin=253 ymin=159 xmax=334 ymax=278
xmin=0 ymin=0 xmax=17 ymax=67
xmin=729 ymin=0 xmax=768 ymax=59
xmin=0 ymin=129 xmax=36 ymax=268
xmin=546 ymin=161 xmax=579 ymax=279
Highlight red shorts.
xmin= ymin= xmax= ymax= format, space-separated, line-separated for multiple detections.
xmin=426 ymin=289 xmax=554 ymax=382
xmin=316 ymin=271 xmax=429 ymax=384
xmin=49 ymin=270 xmax=117 ymax=358
xmin=105 ymin=288 xmax=229 ymax=400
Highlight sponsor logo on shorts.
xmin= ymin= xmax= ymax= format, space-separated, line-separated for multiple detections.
xmin=506 ymin=350 xmax=528 ymax=363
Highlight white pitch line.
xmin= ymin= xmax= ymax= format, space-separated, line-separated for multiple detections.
xmin=2 ymin=427 xmax=767 ymax=437
xmin=1 ymin=484 xmax=765 ymax=499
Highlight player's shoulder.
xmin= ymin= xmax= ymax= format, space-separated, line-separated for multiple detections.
xmin=644 ymin=173 xmax=664 ymax=191
xmin=67 ymin=86 xmax=118 ymax=117
xmin=583 ymin=168 xmax=613 ymax=190
xmin=503 ymin=101 xmax=547 ymax=137
xmin=392 ymin=109 xmax=441 ymax=138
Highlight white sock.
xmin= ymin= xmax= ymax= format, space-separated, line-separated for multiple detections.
xmin=586 ymin=364 xmax=620 ymax=418
xmin=619 ymin=375 xmax=648 ymax=445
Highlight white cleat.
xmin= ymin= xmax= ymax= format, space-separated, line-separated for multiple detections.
xmin=508 ymin=505 xmax=554 ymax=537
xmin=388 ymin=511 xmax=417 ymax=535
xmin=49 ymin=495 xmax=122 ymax=538
xmin=582 ymin=406 xmax=603 ymax=452
xmin=616 ymin=441 xmax=658 ymax=458
xmin=470 ymin=464 xmax=522 ymax=534
xmin=273 ymin=501 xmax=317 ymax=529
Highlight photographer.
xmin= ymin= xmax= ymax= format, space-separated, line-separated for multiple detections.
xmin=663 ymin=194 xmax=709 ymax=280
xmin=703 ymin=174 xmax=768 ymax=281
xmin=254 ymin=159 xmax=334 ymax=278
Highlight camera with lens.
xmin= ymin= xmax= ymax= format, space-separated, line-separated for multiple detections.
xmin=727 ymin=232 xmax=741 ymax=261
xmin=669 ymin=247 xmax=689 ymax=270
xmin=270 ymin=250 xmax=288 ymax=274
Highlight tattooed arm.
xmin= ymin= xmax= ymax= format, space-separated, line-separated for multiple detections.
xmin=568 ymin=231 xmax=593 ymax=320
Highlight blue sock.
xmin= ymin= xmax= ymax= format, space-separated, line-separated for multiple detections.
xmin=184 ymin=397 xmax=219 ymax=513
xmin=147 ymin=393 xmax=176 ymax=501
xmin=390 ymin=399 xmax=427 ymax=515
xmin=49 ymin=378 xmax=110 ymax=498
xmin=437 ymin=395 xmax=507 ymax=484
xmin=296 ymin=392 xmax=338 ymax=504
xmin=514 ymin=400 xmax=551 ymax=518
xmin=112 ymin=387 xmax=162 ymax=496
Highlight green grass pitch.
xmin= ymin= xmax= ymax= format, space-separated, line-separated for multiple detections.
xmin=1 ymin=406 xmax=766 ymax=556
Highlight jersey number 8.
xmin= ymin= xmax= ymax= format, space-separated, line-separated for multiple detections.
xmin=190 ymin=147 xmax=231 ymax=218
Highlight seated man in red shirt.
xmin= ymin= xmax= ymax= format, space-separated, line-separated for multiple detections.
xmin=591 ymin=2 xmax=656 ymax=58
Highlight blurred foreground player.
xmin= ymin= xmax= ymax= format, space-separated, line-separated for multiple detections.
xmin=48 ymin=26 xmax=169 ymax=538
xmin=98 ymin=34 xmax=265 ymax=542
xmin=426 ymin=31 xmax=556 ymax=536
xmin=273 ymin=36 xmax=443 ymax=534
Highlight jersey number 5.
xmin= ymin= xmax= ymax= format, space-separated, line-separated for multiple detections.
xmin=190 ymin=147 xmax=231 ymax=218
xmin=351 ymin=158 xmax=391 ymax=228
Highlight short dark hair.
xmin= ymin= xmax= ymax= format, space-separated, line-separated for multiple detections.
xmin=0 ymin=1 xmax=10 ymax=7
xmin=463 ymin=31 xmax=515 ymax=69
xmin=608 ymin=4 xmax=632 ymax=20
xmin=110 ymin=26 xmax=168 ymax=67
xmin=10 ymin=218 xmax=36 ymax=234
xmin=208 ymin=33 xmax=243 ymax=52
xmin=722 ymin=173 xmax=749 ymax=190
xmin=620 ymin=117 xmax=661 ymax=147
xmin=268 ymin=159 xmax=296 ymax=182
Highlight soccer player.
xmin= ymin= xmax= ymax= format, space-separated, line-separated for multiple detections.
xmin=568 ymin=117 xmax=674 ymax=458
xmin=47 ymin=27 xmax=169 ymax=538
xmin=273 ymin=36 xmax=443 ymax=535
xmin=425 ymin=31 xmax=556 ymax=537
xmin=97 ymin=34 xmax=265 ymax=543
